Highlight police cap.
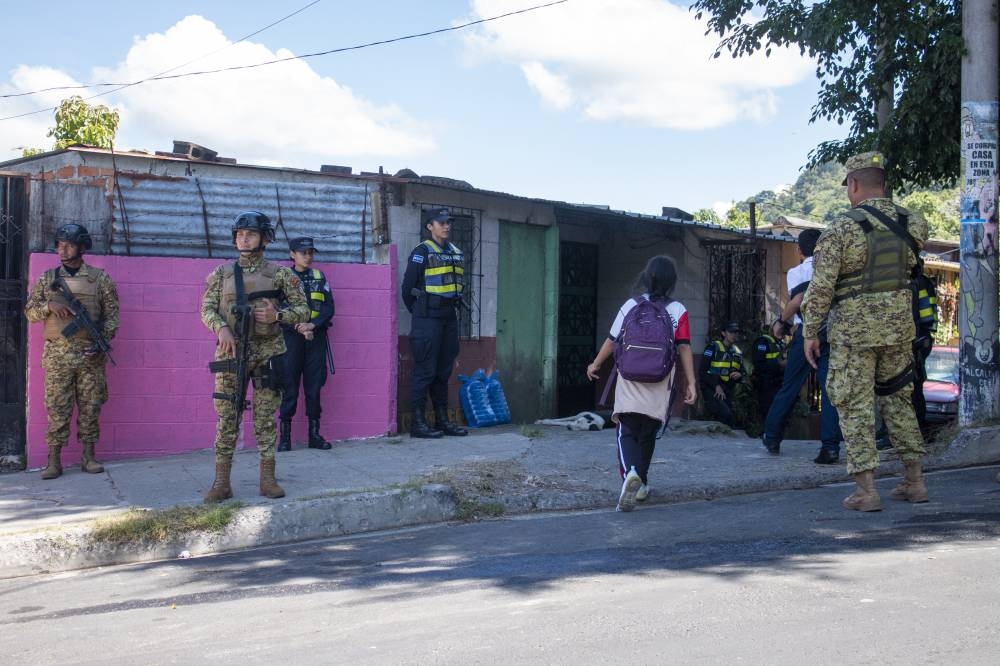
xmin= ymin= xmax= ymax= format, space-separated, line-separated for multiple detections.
xmin=289 ymin=236 xmax=316 ymax=252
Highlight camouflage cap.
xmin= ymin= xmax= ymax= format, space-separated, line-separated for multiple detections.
xmin=841 ymin=151 xmax=886 ymax=185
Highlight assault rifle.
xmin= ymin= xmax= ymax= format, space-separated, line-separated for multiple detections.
xmin=51 ymin=274 xmax=116 ymax=366
xmin=208 ymin=264 xmax=253 ymax=423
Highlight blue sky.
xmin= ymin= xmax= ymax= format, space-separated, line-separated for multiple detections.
xmin=1 ymin=0 xmax=846 ymax=216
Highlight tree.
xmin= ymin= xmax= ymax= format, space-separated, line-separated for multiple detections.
xmin=693 ymin=208 xmax=722 ymax=225
xmin=47 ymin=96 xmax=120 ymax=150
xmin=901 ymin=188 xmax=961 ymax=240
xmin=690 ymin=1 xmax=964 ymax=188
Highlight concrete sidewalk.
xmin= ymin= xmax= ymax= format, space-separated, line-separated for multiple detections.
xmin=1 ymin=420 xmax=998 ymax=579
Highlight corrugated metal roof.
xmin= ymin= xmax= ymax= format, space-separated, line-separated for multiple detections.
xmin=112 ymin=174 xmax=372 ymax=262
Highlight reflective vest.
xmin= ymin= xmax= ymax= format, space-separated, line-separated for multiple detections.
xmin=421 ymin=239 xmax=464 ymax=299
xmin=43 ymin=266 xmax=105 ymax=342
xmin=705 ymin=340 xmax=741 ymax=382
xmin=755 ymin=335 xmax=782 ymax=361
xmin=299 ymin=268 xmax=330 ymax=323
xmin=220 ymin=261 xmax=280 ymax=338
xmin=914 ymin=276 xmax=938 ymax=331
xmin=833 ymin=207 xmax=911 ymax=304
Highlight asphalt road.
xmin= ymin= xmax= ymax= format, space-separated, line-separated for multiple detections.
xmin=2 ymin=467 xmax=999 ymax=665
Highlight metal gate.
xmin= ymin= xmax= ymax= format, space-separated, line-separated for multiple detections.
xmin=706 ymin=243 xmax=767 ymax=335
xmin=0 ymin=175 xmax=28 ymax=465
xmin=557 ymin=241 xmax=598 ymax=416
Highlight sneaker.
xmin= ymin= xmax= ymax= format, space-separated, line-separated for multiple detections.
xmin=636 ymin=484 xmax=650 ymax=502
xmin=761 ymin=437 xmax=780 ymax=455
xmin=617 ymin=468 xmax=642 ymax=512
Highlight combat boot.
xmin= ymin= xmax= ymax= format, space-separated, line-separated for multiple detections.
xmin=410 ymin=411 xmax=443 ymax=439
xmin=890 ymin=460 xmax=929 ymax=503
xmin=434 ymin=407 xmax=468 ymax=437
xmin=843 ymin=470 xmax=882 ymax=512
xmin=80 ymin=443 xmax=105 ymax=474
xmin=278 ymin=419 xmax=292 ymax=452
xmin=259 ymin=457 xmax=285 ymax=499
xmin=41 ymin=445 xmax=63 ymax=480
xmin=203 ymin=457 xmax=234 ymax=504
xmin=308 ymin=419 xmax=331 ymax=450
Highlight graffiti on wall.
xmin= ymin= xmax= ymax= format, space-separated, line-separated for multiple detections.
xmin=959 ymin=101 xmax=999 ymax=421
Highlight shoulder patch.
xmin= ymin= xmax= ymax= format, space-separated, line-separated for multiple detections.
xmin=290 ymin=276 xmax=301 ymax=289
xmin=411 ymin=254 xmax=425 ymax=264
xmin=703 ymin=348 xmax=713 ymax=357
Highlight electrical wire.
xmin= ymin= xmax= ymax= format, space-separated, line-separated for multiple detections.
xmin=0 ymin=0 xmax=570 ymax=122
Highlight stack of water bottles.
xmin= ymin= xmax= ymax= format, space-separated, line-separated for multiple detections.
xmin=458 ymin=369 xmax=512 ymax=428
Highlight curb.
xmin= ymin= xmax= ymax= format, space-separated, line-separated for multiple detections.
xmin=0 ymin=484 xmax=456 ymax=580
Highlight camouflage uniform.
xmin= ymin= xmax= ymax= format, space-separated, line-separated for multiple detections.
xmin=201 ymin=253 xmax=309 ymax=462
xmin=802 ymin=197 xmax=928 ymax=475
xmin=24 ymin=264 xmax=120 ymax=450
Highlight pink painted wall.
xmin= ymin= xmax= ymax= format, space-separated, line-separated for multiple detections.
xmin=25 ymin=251 xmax=398 ymax=469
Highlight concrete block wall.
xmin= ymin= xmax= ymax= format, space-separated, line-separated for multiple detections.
xmin=25 ymin=253 xmax=397 ymax=469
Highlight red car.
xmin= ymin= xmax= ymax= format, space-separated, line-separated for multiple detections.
xmin=923 ymin=347 xmax=959 ymax=423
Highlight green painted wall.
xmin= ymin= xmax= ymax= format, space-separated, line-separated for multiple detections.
xmin=497 ymin=222 xmax=557 ymax=422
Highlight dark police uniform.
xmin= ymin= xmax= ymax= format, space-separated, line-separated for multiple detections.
xmin=700 ymin=330 xmax=744 ymax=427
xmin=752 ymin=333 xmax=784 ymax=423
xmin=279 ymin=237 xmax=334 ymax=450
xmin=401 ymin=208 xmax=468 ymax=438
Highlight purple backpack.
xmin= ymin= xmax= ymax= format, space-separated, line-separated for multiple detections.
xmin=613 ymin=298 xmax=676 ymax=383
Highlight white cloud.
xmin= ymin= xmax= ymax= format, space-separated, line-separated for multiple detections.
xmin=712 ymin=200 xmax=732 ymax=218
xmin=463 ymin=0 xmax=814 ymax=130
xmin=1 ymin=15 xmax=434 ymax=164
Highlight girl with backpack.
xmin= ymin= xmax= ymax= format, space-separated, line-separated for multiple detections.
xmin=586 ymin=255 xmax=698 ymax=512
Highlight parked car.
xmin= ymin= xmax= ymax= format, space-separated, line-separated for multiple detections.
xmin=923 ymin=346 xmax=959 ymax=423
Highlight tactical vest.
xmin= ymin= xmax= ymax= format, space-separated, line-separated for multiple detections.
xmin=706 ymin=340 xmax=741 ymax=382
xmin=756 ymin=335 xmax=781 ymax=361
xmin=421 ymin=239 xmax=464 ymax=299
xmin=300 ymin=268 xmax=329 ymax=323
xmin=220 ymin=262 xmax=280 ymax=338
xmin=832 ymin=205 xmax=910 ymax=304
xmin=43 ymin=266 xmax=104 ymax=341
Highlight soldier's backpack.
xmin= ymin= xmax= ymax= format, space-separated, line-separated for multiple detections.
xmin=613 ymin=298 xmax=677 ymax=383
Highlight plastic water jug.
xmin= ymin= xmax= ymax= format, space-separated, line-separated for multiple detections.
xmin=458 ymin=373 xmax=498 ymax=428
xmin=485 ymin=370 xmax=512 ymax=424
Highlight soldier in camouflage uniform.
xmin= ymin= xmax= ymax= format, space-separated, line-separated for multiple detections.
xmin=802 ymin=152 xmax=929 ymax=512
xmin=200 ymin=212 xmax=309 ymax=504
xmin=24 ymin=224 xmax=120 ymax=480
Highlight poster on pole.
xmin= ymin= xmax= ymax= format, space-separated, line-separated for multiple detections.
xmin=960 ymin=102 xmax=998 ymax=225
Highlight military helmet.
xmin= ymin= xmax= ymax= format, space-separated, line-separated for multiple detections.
xmin=54 ymin=223 xmax=93 ymax=251
xmin=231 ymin=211 xmax=275 ymax=243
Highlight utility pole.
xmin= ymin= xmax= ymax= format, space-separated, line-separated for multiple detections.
xmin=958 ymin=0 xmax=999 ymax=425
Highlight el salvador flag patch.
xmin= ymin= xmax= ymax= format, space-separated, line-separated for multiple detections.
xmin=412 ymin=254 xmax=424 ymax=264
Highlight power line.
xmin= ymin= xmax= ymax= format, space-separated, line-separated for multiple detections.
xmin=0 ymin=0 xmax=325 ymax=122
xmin=0 ymin=0 xmax=570 ymax=123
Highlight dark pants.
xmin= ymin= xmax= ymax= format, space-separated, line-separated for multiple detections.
xmin=279 ymin=327 xmax=329 ymax=420
xmin=912 ymin=342 xmax=930 ymax=426
xmin=616 ymin=412 xmax=660 ymax=484
xmin=763 ymin=329 xmax=842 ymax=452
xmin=704 ymin=390 xmax=733 ymax=426
xmin=756 ymin=381 xmax=781 ymax=424
xmin=409 ymin=315 xmax=460 ymax=412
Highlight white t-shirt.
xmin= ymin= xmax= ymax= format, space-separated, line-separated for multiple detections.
xmin=786 ymin=256 xmax=814 ymax=325
xmin=607 ymin=295 xmax=690 ymax=423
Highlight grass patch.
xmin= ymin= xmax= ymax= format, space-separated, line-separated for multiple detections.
xmin=519 ymin=425 xmax=545 ymax=439
xmin=89 ymin=502 xmax=242 ymax=547
xmin=456 ymin=500 xmax=505 ymax=521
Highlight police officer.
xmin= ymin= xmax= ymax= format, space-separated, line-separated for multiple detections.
xmin=278 ymin=237 xmax=335 ymax=451
xmin=201 ymin=212 xmax=309 ymax=503
xmin=401 ymin=207 xmax=468 ymax=438
xmin=751 ymin=327 xmax=784 ymax=425
xmin=24 ymin=224 xmax=120 ymax=480
xmin=803 ymin=152 xmax=930 ymax=511
xmin=699 ymin=322 xmax=744 ymax=427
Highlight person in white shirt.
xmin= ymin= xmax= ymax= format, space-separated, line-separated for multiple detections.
xmin=761 ymin=229 xmax=842 ymax=463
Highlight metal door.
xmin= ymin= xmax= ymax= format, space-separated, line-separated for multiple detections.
xmin=557 ymin=241 xmax=598 ymax=416
xmin=0 ymin=175 xmax=28 ymax=465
